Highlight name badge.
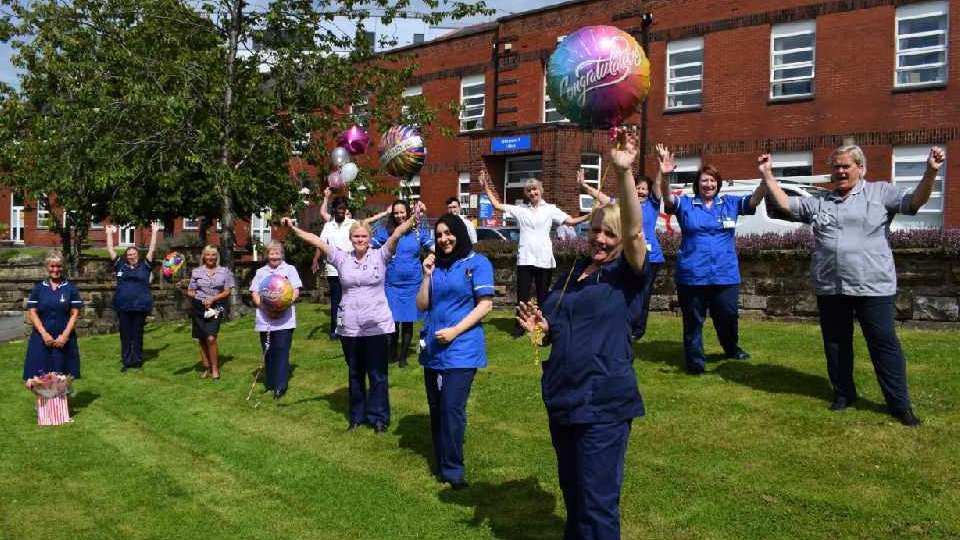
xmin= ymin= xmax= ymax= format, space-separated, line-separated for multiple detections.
xmin=722 ymin=219 xmax=736 ymax=229
xmin=646 ymin=242 xmax=652 ymax=252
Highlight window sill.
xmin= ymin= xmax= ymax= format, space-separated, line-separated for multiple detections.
xmin=892 ymin=82 xmax=947 ymax=94
xmin=767 ymin=95 xmax=815 ymax=105
xmin=663 ymin=106 xmax=702 ymax=115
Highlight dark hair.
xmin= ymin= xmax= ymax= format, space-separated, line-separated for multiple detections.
xmin=387 ymin=199 xmax=412 ymax=232
xmin=445 ymin=196 xmax=460 ymax=206
xmin=331 ymin=196 xmax=349 ymax=210
xmin=636 ymin=174 xmax=653 ymax=191
xmin=433 ymin=213 xmax=472 ymax=268
xmin=693 ymin=164 xmax=722 ymax=197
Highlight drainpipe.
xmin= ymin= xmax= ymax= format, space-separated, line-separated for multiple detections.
xmin=639 ymin=11 xmax=653 ymax=173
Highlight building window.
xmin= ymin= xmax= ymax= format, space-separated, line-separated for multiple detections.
xmin=504 ymin=156 xmax=543 ymax=211
xmin=893 ymin=146 xmax=945 ymax=229
xmin=401 ymin=85 xmax=423 ymax=123
xmin=400 ymin=175 xmax=421 ymax=201
xmin=895 ymin=1 xmax=949 ymax=88
xmin=770 ymin=152 xmax=813 ymax=179
xmin=673 ymin=156 xmax=702 ymax=186
xmin=543 ymin=74 xmax=568 ymax=123
xmin=459 ymin=74 xmax=485 ymax=132
xmin=182 ymin=217 xmax=200 ymax=231
xmin=770 ymin=21 xmax=815 ymax=100
xmin=666 ymin=37 xmax=703 ymax=110
xmin=351 ymin=96 xmax=369 ymax=127
xmin=36 ymin=196 xmax=50 ymax=228
xmin=458 ymin=172 xmax=472 ymax=208
xmin=251 ymin=209 xmax=272 ymax=247
xmin=579 ymin=154 xmax=601 ymax=212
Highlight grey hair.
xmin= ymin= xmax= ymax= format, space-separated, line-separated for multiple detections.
xmin=523 ymin=178 xmax=543 ymax=191
xmin=44 ymin=250 xmax=65 ymax=266
xmin=202 ymin=245 xmax=220 ymax=266
xmin=831 ymin=144 xmax=867 ymax=178
xmin=265 ymin=240 xmax=285 ymax=259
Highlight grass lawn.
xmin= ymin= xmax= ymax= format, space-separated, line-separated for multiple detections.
xmin=2 ymin=307 xmax=958 ymax=540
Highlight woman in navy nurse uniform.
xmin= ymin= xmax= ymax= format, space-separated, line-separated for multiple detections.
xmin=23 ymin=251 xmax=83 ymax=380
xmin=416 ymin=213 xmax=494 ymax=489
xmin=106 ymin=222 xmax=160 ymax=372
xmin=659 ymin=145 xmax=765 ymax=374
xmin=516 ymin=128 xmax=647 ymax=540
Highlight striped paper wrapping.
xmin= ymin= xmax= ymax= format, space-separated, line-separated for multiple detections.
xmin=37 ymin=395 xmax=71 ymax=426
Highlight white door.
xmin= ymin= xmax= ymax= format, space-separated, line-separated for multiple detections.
xmin=119 ymin=225 xmax=136 ymax=246
xmin=10 ymin=194 xmax=24 ymax=243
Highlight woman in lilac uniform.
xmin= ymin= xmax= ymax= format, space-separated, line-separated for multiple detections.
xmin=283 ymin=214 xmax=416 ymax=433
xmin=416 ymin=214 xmax=494 ymax=489
xmin=249 ymin=241 xmax=302 ymax=400
xmin=187 ymin=245 xmax=235 ymax=380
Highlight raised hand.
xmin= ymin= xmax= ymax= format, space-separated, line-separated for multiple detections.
xmin=479 ymin=169 xmax=490 ymax=191
xmin=609 ymin=126 xmax=639 ymax=172
xmin=422 ymin=253 xmax=436 ymax=277
xmin=656 ymin=143 xmax=676 ymax=175
xmin=928 ymin=146 xmax=946 ymax=170
xmin=515 ymin=301 xmax=548 ymax=334
xmin=576 ymin=169 xmax=586 ymax=188
xmin=757 ymin=153 xmax=773 ymax=174
xmin=279 ymin=217 xmax=294 ymax=228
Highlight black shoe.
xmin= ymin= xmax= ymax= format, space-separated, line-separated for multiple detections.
xmin=346 ymin=422 xmax=362 ymax=431
xmin=829 ymin=397 xmax=857 ymax=411
xmin=730 ymin=349 xmax=751 ymax=360
xmin=328 ymin=332 xmax=338 ymax=341
xmin=373 ymin=421 xmax=388 ymax=434
xmin=449 ymin=480 xmax=470 ymax=490
xmin=273 ymin=388 xmax=286 ymax=400
xmin=120 ymin=366 xmax=128 ymax=373
xmin=511 ymin=327 xmax=525 ymax=339
xmin=398 ymin=358 xmax=408 ymax=368
xmin=892 ymin=408 xmax=921 ymax=427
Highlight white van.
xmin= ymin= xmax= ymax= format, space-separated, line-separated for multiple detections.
xmin=657 ymin=177 xmax=829 ymax=236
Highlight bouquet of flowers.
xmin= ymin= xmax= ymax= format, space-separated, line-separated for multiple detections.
xmin=25 ymin=372 xmax=73 ymax=425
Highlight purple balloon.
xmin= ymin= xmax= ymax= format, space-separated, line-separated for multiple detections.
xmin=327 ymin=170 xmax=344 ymax=189
xmin=338 ymin=125 xmax=371 ymax=155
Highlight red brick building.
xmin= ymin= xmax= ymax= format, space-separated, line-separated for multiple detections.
xmin=4 ymin=0 xmax=956 ymax=247
xmin=370 ymin=0 xmax=956 ymax=230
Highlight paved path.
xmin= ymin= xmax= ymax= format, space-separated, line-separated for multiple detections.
xmin=0 ymin=313 xmax=25 ymax=342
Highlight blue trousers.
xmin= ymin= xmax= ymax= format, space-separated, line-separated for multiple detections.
xmin=118 ymin=311 xmax=148 ymax=368
xmin=327 ymin=277 xmax=342 ymax=335
xmin=340 ymin=334 xmax=391 ymax=425
xmin=259 ymin=328 xmax=293 ymax=392
xmin=817 ymin=294 xmax=912 ymax=411
xmin=677 ymin=283 xmax=741 ymax=373
xmin=423 ymin=367 xmax=476 ymax=483
xmin=550 ymin=420 xmax=632 ymax=540
xmin=631 ymin=262 xmax=661 ymax=339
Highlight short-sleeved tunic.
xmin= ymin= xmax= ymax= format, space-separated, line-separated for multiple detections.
xmin=541 ymin=255 xmax=646 ymax=425
xmin=668 ymin=194 xmax=756 ymax=285
xmin=503 ymin=202 xmax=570 ymax=269
xmin=249 ymin=262 xmax=302 ymax=332
xmin=112 ymin=258 xmax=153 ymax=312
xmin=643 ymin=196 xmax=665 ymax=264
xmin=326 ymin=246 xmax=395 ymax=337
xmin=419 ymin=252 xmax=495 ymax=369
xmin=373 ymin=226 xmax=434 ymax=322
xmin=23 ymin=280 xmax=83 ymax=379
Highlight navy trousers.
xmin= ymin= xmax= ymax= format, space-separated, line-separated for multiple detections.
xmin=550 ymin=420 xmax=632 ymax=540
xmin=817 ymin=294 xmax=912 ymax=411
xmin=631 ymin=262 xmax=661 ymax=339
xmin=118 ymin=311 xmax=148 ymax=368
xmin=327 ymin=277 xmax=343 ymax=335
xmin=677 ymin=283 xmax=741 ymax=373
xmin=260 ymin=328 xmax=293 ymax=392
xmin=423 ymin=367 xmax=476 ymax=483
xmin=340 ymin=334 xmax=391 ymax=425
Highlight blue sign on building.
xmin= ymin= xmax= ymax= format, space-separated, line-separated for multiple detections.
xmin=478 ymin=194 xmax=493 ymax=219
xmin=491 ymin=135 xmax=532 ymax=153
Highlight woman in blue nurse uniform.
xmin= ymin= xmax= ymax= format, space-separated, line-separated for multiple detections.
xmin=659 ymin=145 xmax=766 ymax=374
xmin=416 ymin=213 xmax=494 ymax=489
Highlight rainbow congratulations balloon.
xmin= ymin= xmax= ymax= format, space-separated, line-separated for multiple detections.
xmin=546 ymin=25 xmax=651 ymax=128
xmin=379 ymin=125 xmax=426 ymax=178
xmin=161 ymin=251 xmax=184 ymax=281
xmin=258 ymin=274 xmax=294 ymax=312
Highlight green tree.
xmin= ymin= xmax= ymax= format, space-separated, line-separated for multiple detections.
xmin=0 ymin=0 xmax=491 ymax=268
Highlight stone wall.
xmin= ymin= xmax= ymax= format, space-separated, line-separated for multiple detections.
xmin=2 ymin=248 xmax=957 ymax=340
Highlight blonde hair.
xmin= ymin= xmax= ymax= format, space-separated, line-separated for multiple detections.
xmin=349 ymin=221 xmax=373 ymax=236
xmin=591 ymin=201 xmax=622 ymax=242
xmin=201 ymin=245 xmax=220 ymax=266
xmin=265 ymin=240 xmax=284 ymax=258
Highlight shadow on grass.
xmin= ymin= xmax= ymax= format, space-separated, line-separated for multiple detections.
xmin=488 ymin=317 xmax=519 ymax=337
xmin=70 ymin=390 xmax=100 ymax=416
xmin=635 ymin=339 xmax=686 ymax=371
xmin=394 ymin=414 xmax=434 ymax=473
xmin=173 ymin=354 xmax=236 ymax=376
xmin=142 ymin=344 xmax=170 ymax=362
xmin=306 ymin=325 xmax=331 ymax=340
xmin=318 ymin=387 xmax=350 ymax=420
xmin=438 ymin=476 xmax=564 ymax=540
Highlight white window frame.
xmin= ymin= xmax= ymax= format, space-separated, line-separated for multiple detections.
xmin=543 ymin=74 xmax=568 ymax=123
xmin=118 ymin=225 xmax=136 ymax=246
xmin=770 ymin=21 xmax=816 ymax=100
xmin=458 ymin=171 xmax=472 ymax=208
xmin=579 ymin=154 xmax=602 ymax=212
xmin=504 ymin=156 xmax=543 ymax=217
xmin=673 ymin=156 xmax=702 ymax=186
xmin=895 ymin=1 xmax=949 ymax=88
xmin=400 ymin=175 xmax=421 ymax=202
xmin=892 ymin=145 xmax=945 ymax=229
xmin=351 ymin=96 xmax=369 ymax=127
xmin=666 ymin=37 xmax=704 ymax=111
xmin=36 ymin=196 xmax=50 ymax=228
xmin=251 ymin=209 xmax=272 ymax=247
xmin=401 ymin=85 xmax=423 ymax=121
xmin=771 ymin=152 xmax=813 ymax=179
xmin=459 ymin=74 xmax=485 ymax=132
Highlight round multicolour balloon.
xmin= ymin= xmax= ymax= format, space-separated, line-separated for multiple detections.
xmin=258 ymin=274 xmax=294 ymax=312
xmin=546 ymin=25 xmax=651 ymax=127
xmin=379 ymin=125 xmax=426 ymax=178
xmin=161 ymin=251 xmax=184 ymax=281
